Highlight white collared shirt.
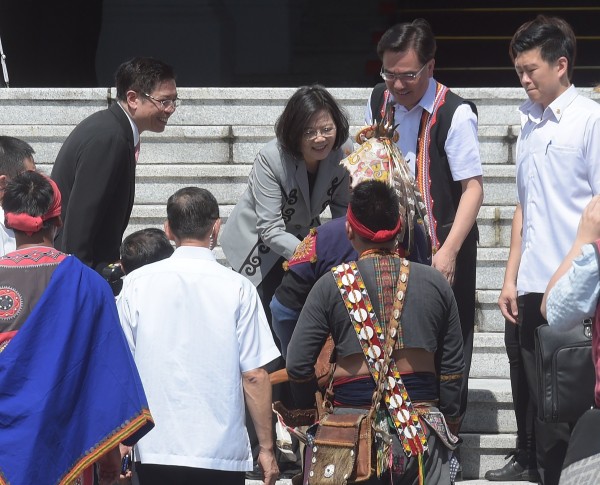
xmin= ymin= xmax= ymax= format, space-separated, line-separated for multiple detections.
xmin=116 ymin=101 xmax=140 ymax=147
xmin=0 ymin=207 xmax=15 ymax=256
xmin=117 ymin=246 xmax=280 ymax=471
xmin=365 ymin=77 xmax=482 ymax=180
xmin=516 ymin=85 xmax=600 ymax=294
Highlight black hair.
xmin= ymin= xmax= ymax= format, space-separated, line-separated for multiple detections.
xmin=167 ymin=187 xmax=219 ymax=240
xmin=377 ymin=18 xmax=436 ymax=65
xmin=275 ymin=84 xmax=350 ymax=159
xmin=510 ymin=15 xmax=576 ymax=80
xmin=115 ymin=57 xmax=176 ymax=101
xmin=0 ymin=136 xmax=35 ymax=179
xmin=350 ymin=180 xmax=400 ymax=235
xmin=3 ymin=171 xmax=57 ymax=232
xmin=120 ymin=228 xmax=174 ymax=274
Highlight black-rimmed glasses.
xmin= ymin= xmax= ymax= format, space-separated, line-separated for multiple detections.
xmin=142 ymin=92 xmax=179 ymax=110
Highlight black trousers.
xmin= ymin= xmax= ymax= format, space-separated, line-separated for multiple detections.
xmin=504 ymin=319 xmax=537 ymax=467
xmin=451 ymin=230 xmax=477 ymax=422
xmin=518 ymin=293 xmax=571 ymax=485
xmin=135 ymin=463 xmax=244 ymax=485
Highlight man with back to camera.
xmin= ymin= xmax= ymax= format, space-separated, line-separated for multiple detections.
xmin=365 ymin=19 xmax=483 ymax=449
xmin=51 ymin=57 xmax=177 ymax=274
xmin=0 ymin=136 xmax=36 ymax=256
xmin=485 ymin=16 xmax=600 ymax=483
xmin=117 ymin=187 xmax=280 ymax=485
xmin=286 ymin=180 xmax=464 ymax=484
xmin=0 ymin=171 xmax=154 ymax=485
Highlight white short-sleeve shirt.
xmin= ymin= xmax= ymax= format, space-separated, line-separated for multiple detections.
xmin=0 ymin=207 xmax=16 ymax=256
xmin=516 ymin=85 xmax=600 ymax=294
xmin=117 ymin=246 xmax=280 ymax=471
xmin=365 ymin=77 xmax=482 ymax=181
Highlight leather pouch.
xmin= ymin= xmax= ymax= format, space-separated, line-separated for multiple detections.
xmin=306 ymin=413 xmax=372 ymax=484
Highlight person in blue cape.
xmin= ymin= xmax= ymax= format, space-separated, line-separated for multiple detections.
xmin=0 ymin=171 xmax=154 ymax=485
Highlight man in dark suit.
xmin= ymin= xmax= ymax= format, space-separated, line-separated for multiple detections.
xmin=51 ymin=57 xmax=177 ymax=273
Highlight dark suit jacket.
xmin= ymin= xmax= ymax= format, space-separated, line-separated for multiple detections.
xmin=51 ymin=102 xmax=136 ymax=272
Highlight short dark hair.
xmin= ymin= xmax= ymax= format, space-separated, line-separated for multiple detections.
xmin=120 ymin=228 xmax=174 ymax=274
xmin=167 ymin=187 xmax=219 ymax=240
xmin=377 ymin=18 xmax=436 ymax=65
xmin=3 ymin=171 xmax=57 ymax=232
xmin=275 ymin=85 xmax=350 ymax=159
xmin=510 ymin=15 xmax=576 ymax=80
xmin=0 ymin=136 xmax=35 ymax=179
xmin=115 ymin=57 xmax=176 ymax=101
xmin=350 ymin=180 xmax=400 ymax=235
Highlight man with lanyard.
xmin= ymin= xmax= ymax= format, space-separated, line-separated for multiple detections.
xmin=489 ymin=16 xmax=600 ymax=483
xmin=0 ymin=171 xmax=154 ymax=485
xmin=364 ymin=20 xmax=483 ymax=441
xmin=287 ymin=180 xmax=464 ymax=484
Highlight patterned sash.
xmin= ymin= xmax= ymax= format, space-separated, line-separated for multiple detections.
xmin=331 ymin=260 xmax=427 ymax=457
xmin=416 ymin=82 xmax=449 ymax=252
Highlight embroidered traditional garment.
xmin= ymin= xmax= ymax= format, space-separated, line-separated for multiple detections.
xmin=331 ymin=259 xmax=428 ymax=458
xmin=416 ymin=82 xmax=449 ymax=251
xmin=0 ymin=253 xmax=153 ymax=485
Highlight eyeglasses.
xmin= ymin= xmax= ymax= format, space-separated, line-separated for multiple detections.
xmin=303 ymin=126 xmax=336 ymax=141
xmin=142 ymin=92 xmax=179 ymax=110
xmin=380 ymin=62 xmax=429 ymax=82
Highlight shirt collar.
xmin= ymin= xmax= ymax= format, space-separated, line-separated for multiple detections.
xmin=519 ymin=84 xmax=578 ymax=124
xmin=116 ymin=101 xmax=140 ymax=146
xmin=390 ymin=77 xmax=437 ymax=114
xmin=171 ymin=245 xmax=216 ymax=260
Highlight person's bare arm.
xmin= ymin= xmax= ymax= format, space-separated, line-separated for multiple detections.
xmin=96 ymin=446 xmax=121 ymax=485
xmin=541 ymin=195 xmax=600 ymax=318
xmin=243 ymin=367 xmax=279 ymax=485
xmin=498 ymin=204 xmax=523 ymax=324
xmin=433 ymin=175 xmax=483 ymax=285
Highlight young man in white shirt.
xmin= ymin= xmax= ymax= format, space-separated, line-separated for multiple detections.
xmin=489 ymin=15 xmax=600 ymax=484
xmin=0 ymin=136 xmax=36 ymax=256
xmin=117 ymin=187 xmax=280 ymax=485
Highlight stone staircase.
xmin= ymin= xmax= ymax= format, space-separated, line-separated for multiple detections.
xmin=2 ymin=86 xmax=599 ymax=480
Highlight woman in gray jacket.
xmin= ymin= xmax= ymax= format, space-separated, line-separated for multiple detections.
xmin=220 ymin=85 xmax=353 ymax=320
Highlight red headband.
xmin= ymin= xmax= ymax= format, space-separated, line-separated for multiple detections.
xmin=4 ymin=176 xmax=62 ymax=237
xmin=347 ymin=204 xmax=402 ymax=242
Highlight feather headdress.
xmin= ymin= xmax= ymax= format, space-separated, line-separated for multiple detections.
xmin=340 ymin=102 xmax=431 ymax=254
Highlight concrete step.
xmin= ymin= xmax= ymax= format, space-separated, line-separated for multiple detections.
xmin=463 ymin=379 xmax=515 ymax=434
xmin=477 ymin=290 xmax=506 ymax=333
xmin=11 ymin=86 xmax=596 ymax=130
xmin=471 ymin=334 xmax=509 ymax=379
xmin=6 ymin=123 xmax=521 ymax=167
xmin=461 ymin=433 xmax=519 ymax=479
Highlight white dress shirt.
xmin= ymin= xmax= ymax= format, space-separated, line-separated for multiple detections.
xmin=117 ymin=246 xmax=280 ymax=471
xmin=516 ymin=85 xmax=600 ymax=294
xmin=0 ymin=207 xmax=16 ymax=256
xmin=365 ymin=77 xmax=482 ymax=180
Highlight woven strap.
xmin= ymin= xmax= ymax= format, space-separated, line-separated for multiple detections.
xmin=331 ymin=260 xmax=427 ymax=457
xmin=416 ymin=81 xmax=448 ymax=252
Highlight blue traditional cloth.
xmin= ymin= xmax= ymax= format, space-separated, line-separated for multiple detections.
xmin=0 ymin=255 xmax=154 ymax=485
